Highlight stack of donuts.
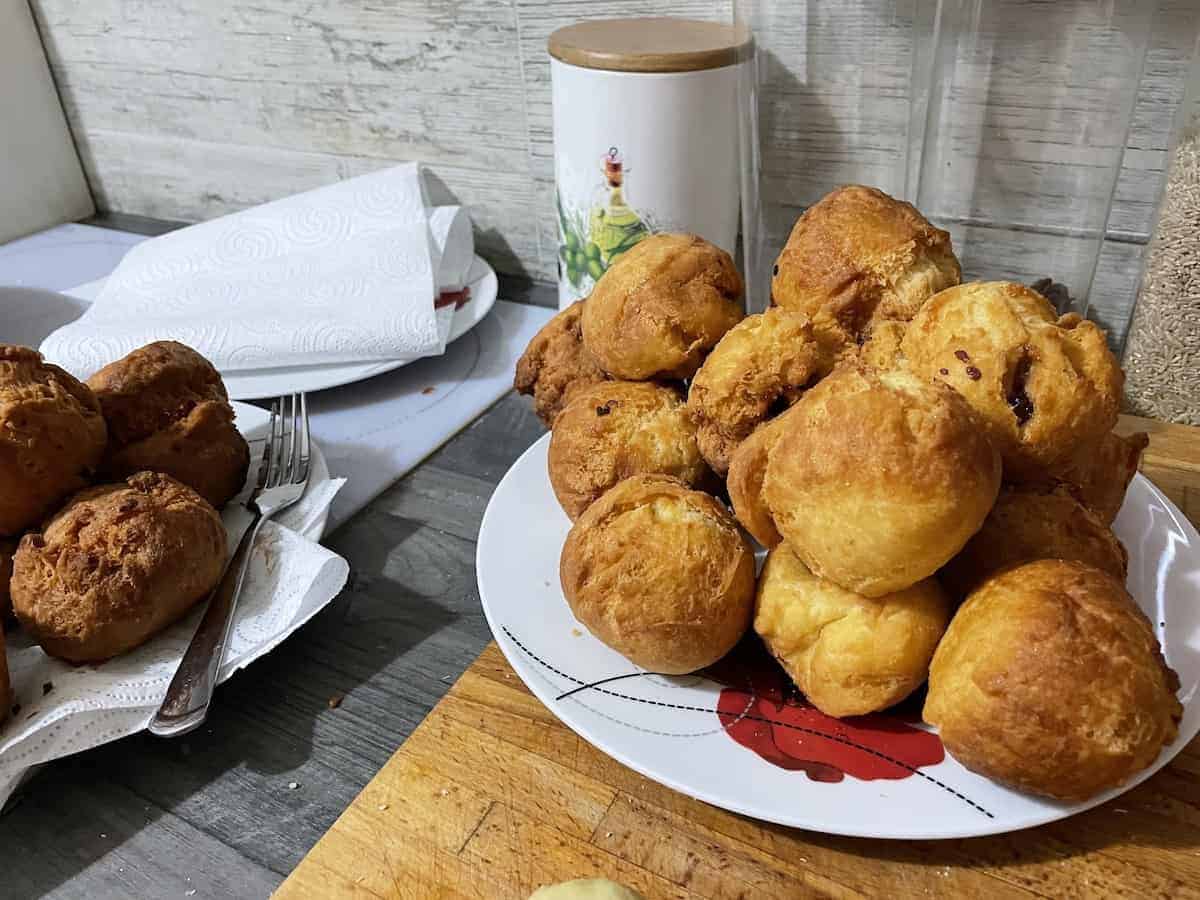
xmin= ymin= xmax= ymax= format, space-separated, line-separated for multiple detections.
xmin=516 ymin=185 xmax=1182 ymax=803
xmin=0 ymin=341 xmax=250 ymax=719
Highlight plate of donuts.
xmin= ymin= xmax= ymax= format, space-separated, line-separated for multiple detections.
xmin=0 ymin=339 xmax=347 ymax=806
xmin=478 ymin=436 xmax=1200 ymax=839
xmin=486 ymin=189 xmax=1198 ymax=839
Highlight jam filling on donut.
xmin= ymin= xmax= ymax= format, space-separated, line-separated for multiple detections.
xmin=1007 ymin=351 xmax=1035 ymax=426
xmin=766 ymin=394 xmax=792 ymax=419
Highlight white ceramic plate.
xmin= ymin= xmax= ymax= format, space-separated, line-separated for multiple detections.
xmin=476 ymin=434 xmax=1200 ymax=840
xmin=49 ymin=255 xmax=499 ymax=401
xmin=0 ymin=286 xmax=91 ymax=349
xmin=0 ymin=398 xmax=342 ymax=805
xmin=216 ymin=256 xmax=498 ymax=399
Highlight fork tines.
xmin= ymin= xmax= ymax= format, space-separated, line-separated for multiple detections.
xmin=259 ymin=393 xmax=310 ymax=491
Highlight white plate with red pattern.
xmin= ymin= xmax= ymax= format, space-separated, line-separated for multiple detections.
xmin=476 ymin=433 xmax=1200 ymax=839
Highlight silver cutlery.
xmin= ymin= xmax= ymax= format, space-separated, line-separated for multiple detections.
xmin=149 ymin=393 xmax=311 ymax=737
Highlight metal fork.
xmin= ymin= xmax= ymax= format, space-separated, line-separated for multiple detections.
xmin=149 ymin=393 xmax=311 ymax=738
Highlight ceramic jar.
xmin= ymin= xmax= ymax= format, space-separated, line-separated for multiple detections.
xmin=549 ymin=18 xmax=752 ymax=308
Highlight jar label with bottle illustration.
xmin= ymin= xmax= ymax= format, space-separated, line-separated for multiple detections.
xmin=557 ymin=148 xmax=652 ymax=293
xmin=550 ymin=58 xmax=742 ymax=308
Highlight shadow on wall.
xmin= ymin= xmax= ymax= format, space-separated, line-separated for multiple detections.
xmin=752 ymin=44 xmax=840 ymax=287
xmin=423 ymin=168 xmax=531 ymax=281
xmin=750 ymin=0 xmax=914 ymax=264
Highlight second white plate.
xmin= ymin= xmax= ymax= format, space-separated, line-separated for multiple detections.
xmin=477 ymin=433 xmax=1200 ymax=840
xmin=56 ymin=255 xmax=498 ymax=400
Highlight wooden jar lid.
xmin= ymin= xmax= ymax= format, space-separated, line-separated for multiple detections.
xmin=548 ymin=18 xmax=753 ymax=73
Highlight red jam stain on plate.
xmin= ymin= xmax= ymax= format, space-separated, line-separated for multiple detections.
xmin=435 ymin=287 xmax=472 ymax=310
xmin=703 ymin=638 xmax=944 ymax=783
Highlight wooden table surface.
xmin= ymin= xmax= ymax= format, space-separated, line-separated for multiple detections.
xmin=0 ymin=329 xmax=1195 ymax=900
xmin=270 ymin=413 xmax=1200 ymax=900
xmin=0 ymin=387 xmax=546 ymax=899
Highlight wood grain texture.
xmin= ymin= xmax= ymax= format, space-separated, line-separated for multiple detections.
xmin=1 ymin=393 xmax=1195 ymax=898
xmin=27 ymin=0 xmax=1200 ymax=339
xmin=34 ymin=0 xmax=528 ymax=170
xmin=276 ymin=412 xmax=1200 ymax=900
xmin=29 ymin=0 xmax=545 ymax=280
xmin=278 ymin=641 xmax=1200 ymax=900
xmin=547 ymin=18 xmax=751 ymax=72
xmin=0 ymin=392 xmax=546 ymax=899
xmin=73 ymin=129 xmax=543 ymax=278
xmin=1118 ymin=414 xmax=1200 ymax=527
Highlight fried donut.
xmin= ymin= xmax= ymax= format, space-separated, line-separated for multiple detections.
xmin=0 ymin=345 xmax=107 ymax=535
xmin=902 ymin=282 xmax=1123 ymax=477
xmin=11 ymin=472 xmax=227 ymax=663
xmin=548 ymin=381 xmax=712 ymax=520
xmin=514 ymin=300 xmax=610 ymax=427
xmin=687 ymin=307 xmax=834 ymax=475
xmin=755 ymin=544 xmax=952 ymax=717
xmin=582 ymin=233 xmax=743 ymax=380
xmin=88 ymin=341 xmax=250 ymax=509
xmin=940 ymin=485 xmax=1128 ymax=599
xmin=771 ymin=185 xmax=960 ymax=339
xmin=1018 ymin=429 xmax=1149 ymax=525
xmin=764 ymin=364 xmax=1000 ymax=597
xmin=726 ymin=406 xmax=804 ymax=548
xmin=857 ymin=319 xmax=908 ymax=371
xmin=925 ymin=560 xmax=1182 ymax=801
xmin=560 ymin=475 xmax=756 ymax=673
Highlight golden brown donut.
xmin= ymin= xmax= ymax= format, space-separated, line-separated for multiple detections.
xmin=857 ymin=319 xmax=908 ymax=371
xmin=925 ymin=560 xmax=1182 ymax=801
xmin=764 ymin=364 xmax=1000 ymax=597
xmin=581 ymin=233 xmax=743 ymax=380
xmin=726 ymin=406 xmax=805 ymax=548
xmin=902 ymin=282 xmax=1123 ymax=477
xmin=0 ymin=345 xmax=107 ymax=536
xmin=755 ymin=544 xmax=952 ymax=717
xmin=87 ymin=341 xmax=250 ymax=509
xmin=559 ymin=474 xmax=756 ymax=674
xmin=940 ymin=485 xmax=1128 ymax=599
xmin=0 ymin=537 xmax=14 ymax=621
xmin=1020 ymin=429 xmax=1149 ymax=526
xmin=514 ymin=300 xmax=610 ymax=427
xmin=11 ymin=472 xmax=227 ymax=663
xmin=548 ymin=381 xmax=712 ymax=520
xmin=687 ymin=307 xmax=835 ymax=475
xmin=771 ymin=185 xmax=960 ymax=339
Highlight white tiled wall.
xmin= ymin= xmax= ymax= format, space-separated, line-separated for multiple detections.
xmin=27 ymin=0 xmax=1200 ymax=343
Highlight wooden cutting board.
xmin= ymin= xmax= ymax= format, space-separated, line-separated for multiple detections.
xmin=276 ymin=414 xmax=1200 ymax=900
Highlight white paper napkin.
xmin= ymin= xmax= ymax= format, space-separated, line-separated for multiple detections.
xmin=430 ymin=206 xmax=474 ymax=292
xmin=41 ymin=164 xmax=446 ymax=378
xmin=428 ymin=205 xmax=475 ymax=346
xmin=0 ymin=471 xmax=349 ymax=807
